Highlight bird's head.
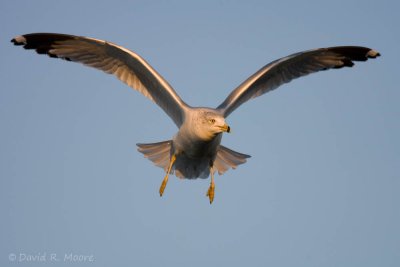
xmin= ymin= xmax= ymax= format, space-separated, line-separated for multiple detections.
xmin=194 ymin=109 xmax=230 ymax=140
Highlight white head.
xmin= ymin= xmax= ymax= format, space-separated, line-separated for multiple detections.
xmin=191 ymin=109 xmax=230 ymax=141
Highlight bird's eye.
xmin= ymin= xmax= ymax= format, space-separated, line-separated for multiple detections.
xmin=209 ymin=119 xmax=216 ymax=124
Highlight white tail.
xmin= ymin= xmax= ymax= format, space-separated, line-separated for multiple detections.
xmin=137 ymin=141 xmax=250 ymax=178
xmin=137 ymin=141 xmax=172 ymax=172
xmin=214 ymin=145 xmax=251 ymax=175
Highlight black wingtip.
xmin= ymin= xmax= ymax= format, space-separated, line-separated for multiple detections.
xmin=329 ymin=46 xmax=381 ymax=62
xmin=367 ymin=49 xmax=381 ymax=58
xmin=10 ymin=33 xmax=76 ymax=61
xmin=11 ymin=35 xmax=26 ymax=46
xmin=343 ymin=58 xmax=355 ymax=67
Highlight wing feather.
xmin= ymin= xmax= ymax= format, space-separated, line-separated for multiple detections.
xmin=11 ymin=33 xmax=188 ymax=126
xmin=217 ymin=46 xmax=380 ymax=117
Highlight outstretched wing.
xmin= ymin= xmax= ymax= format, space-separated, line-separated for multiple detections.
xmin=11 ymin=33 xmax=188 ymax=127
xmin=217 ymin=46 xmax=380 ymax=117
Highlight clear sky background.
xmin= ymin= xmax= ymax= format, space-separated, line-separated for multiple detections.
xmin=1 ymin=0 xmax=399 ymax=266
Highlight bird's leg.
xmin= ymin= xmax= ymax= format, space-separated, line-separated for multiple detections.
xmin=206 ymin=166 xmax=215 ymax=204
xmin=159 ymin=154 xmax=176 ymax=197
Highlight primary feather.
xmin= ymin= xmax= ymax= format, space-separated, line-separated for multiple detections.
xmin=217 ymin=46 xmax=380 ymax=117
xmin=11 ymin=33 xmax=188 ymax=127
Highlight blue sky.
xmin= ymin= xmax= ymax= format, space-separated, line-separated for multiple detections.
xmin=1 ymin=0 xmax=399 ymax=266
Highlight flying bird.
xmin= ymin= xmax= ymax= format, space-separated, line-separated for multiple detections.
xmin=11 ymin=33 xmax=380 ymax=203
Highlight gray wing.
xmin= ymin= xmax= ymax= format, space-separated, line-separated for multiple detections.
xmin=217 ymin=46 xmax=380 ymax=117
xmin=11 ymin=33 xmax=188 ymax=127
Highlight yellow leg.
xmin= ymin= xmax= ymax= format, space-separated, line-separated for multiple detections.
xmin=159 ymin=154 xmax=176 ymax=197
xmin=206 ymin=166 xmax=215 ymax=204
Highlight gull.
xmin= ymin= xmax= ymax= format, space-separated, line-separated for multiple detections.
xmin=11 ymin=33 xmax=380 ymax=203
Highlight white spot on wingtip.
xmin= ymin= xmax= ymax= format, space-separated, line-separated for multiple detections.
xmin=14 ymin=35 xmax=27 ymax=44
xmin=367 ymin=49 xmax=380 ymax=58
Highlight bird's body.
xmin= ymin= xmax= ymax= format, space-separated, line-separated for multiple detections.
xmin=11 ymin=33 xmax=380 ymax=203
xmin=138 ymin=107 xmax=242 ymax=180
